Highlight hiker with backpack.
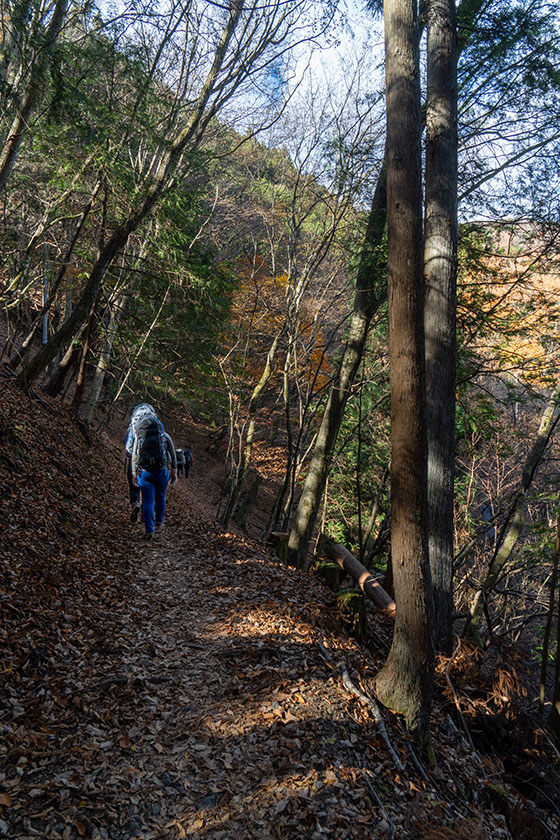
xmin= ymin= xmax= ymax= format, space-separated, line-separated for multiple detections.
xmin=126 ymin=403 xmax=177 ymax=540
xmin=184 ymin=447 xmax=193 ymax=478
xmin=176 ymin=448 xmax=185 ymax=478
xmin=123 ymin=403 xmax=158 ymax=523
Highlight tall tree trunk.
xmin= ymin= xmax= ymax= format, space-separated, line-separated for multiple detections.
xmin=374 ymin=0 xmax=433 ymax=747
xmin=0 ymin=0 xmax=68 ymax=197
xmin=424 ymin=0 xmax=458 ymax=655
xmin=43 ymin=322 xmax=87 ymax=397
xmin=286 ymin=157 xmax=387 ymax=567
xmin=71 ymin=304 xmax=97 ymax=410
xmin=285 ymin=0 xmax=486 ymax=571
xmin=283 ymin=0 xmax=486 ymax=571
xmin=69 ymin=178 xmax=108 ymax=410
xmin=17 ymin=4 xmax=244 ymax=390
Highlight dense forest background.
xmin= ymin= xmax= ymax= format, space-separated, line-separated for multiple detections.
xmin=2 ymin=0 xmax=560 ymax=834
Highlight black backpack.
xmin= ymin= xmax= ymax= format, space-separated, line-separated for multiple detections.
xmin=135 ymin=415 xmax=166 ymax=471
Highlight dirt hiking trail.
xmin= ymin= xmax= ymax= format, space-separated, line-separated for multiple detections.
xmin=1 ymin=374 xmax=559 ymax=840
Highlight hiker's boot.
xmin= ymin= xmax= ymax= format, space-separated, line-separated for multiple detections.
xmin=140 ymin=531 xmax=153 ymax=541
xmin=130 ymin=502 xmax=141 ymax=523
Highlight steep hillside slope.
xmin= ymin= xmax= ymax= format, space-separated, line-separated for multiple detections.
xmin=0 ymin=371 xmax=559 ymax=840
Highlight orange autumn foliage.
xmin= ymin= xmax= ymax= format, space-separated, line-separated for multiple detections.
xmin=461 ymin=224 xmax=560 ymax=387
xmin=229 ymin=258 xmax=332 ymax=395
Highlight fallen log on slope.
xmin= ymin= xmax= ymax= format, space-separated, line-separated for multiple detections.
xmin=326 ymin=543 xmax=396 ymax=618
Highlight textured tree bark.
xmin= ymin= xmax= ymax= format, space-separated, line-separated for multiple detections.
xmin=424 ymin=0 xmax=458 ymax=655
xmin=374 ymin=0 xmax=434 ymax=747
xmin=44 ymin=345 xmax=80 ymax=397
xmin=43 ymin=321 xmax=87 ymax=397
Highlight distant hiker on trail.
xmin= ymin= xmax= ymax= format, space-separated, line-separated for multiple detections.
xmin=176 ymin=448 xmax=185 ymax=478
xmin=126 ymin=403 xmax=177 ymax=540
xmin=184 ymin=447 xmax=193 ymax=478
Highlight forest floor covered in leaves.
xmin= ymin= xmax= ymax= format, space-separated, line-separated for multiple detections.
xmin=1 ymin=370 xmax=560 ymax=840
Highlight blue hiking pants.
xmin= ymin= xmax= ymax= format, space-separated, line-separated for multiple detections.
xmin=138 ymin=468 xmax=169 ymax=533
